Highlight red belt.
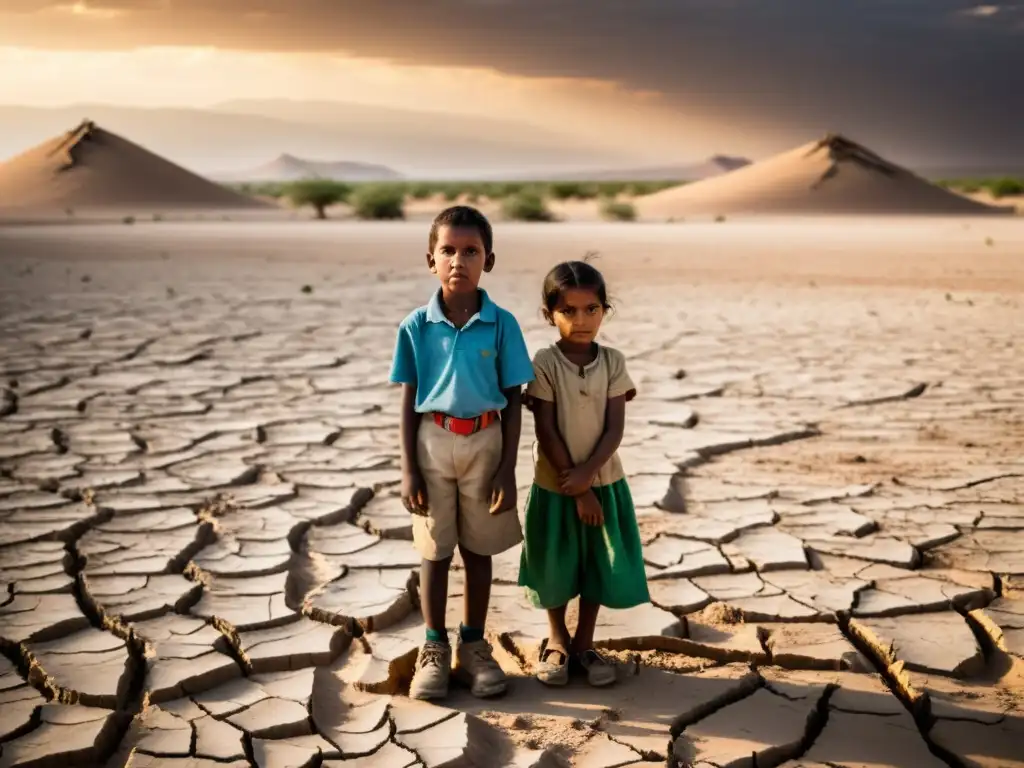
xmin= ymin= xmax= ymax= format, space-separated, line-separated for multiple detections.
xmin=433 ymin=410 xmax=498 ymax=436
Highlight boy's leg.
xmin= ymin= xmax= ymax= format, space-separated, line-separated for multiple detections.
xmin=451 ymin=421 xmax=523 ymax=697
xmin=572 ymin=598 xmax=615 ymax=687
xmin=459 ymin=544 xmax=491 ymax=633
xmin=409 ymin=418 xmax=460 ymax=700
xmin=421 ymin=556 xmax=452 ymax=636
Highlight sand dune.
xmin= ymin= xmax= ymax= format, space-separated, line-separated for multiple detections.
xmin=0 ymin=120 xmax=267 ymax=212
xmin=637 ymin=134 xmax=1013 ymax=217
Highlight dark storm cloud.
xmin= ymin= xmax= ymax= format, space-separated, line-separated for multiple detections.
xmin=3 ymin=0 xmax=1022 ymax=164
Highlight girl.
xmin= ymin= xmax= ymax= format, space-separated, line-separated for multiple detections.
xmin=519 ymin=260 xmax=650 ymax=687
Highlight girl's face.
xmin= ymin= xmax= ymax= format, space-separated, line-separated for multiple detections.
xmin=549 ymin=287 xmax=605 ymax=344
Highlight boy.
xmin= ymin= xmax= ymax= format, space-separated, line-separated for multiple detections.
xmin=389 ymin=205 xmax=534 ymax=700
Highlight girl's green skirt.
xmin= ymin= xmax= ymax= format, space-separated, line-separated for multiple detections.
xmin=518 ymin=478 xmax=650 ymax=610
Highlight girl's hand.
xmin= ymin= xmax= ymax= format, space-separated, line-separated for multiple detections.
xmin=575 ymin=491 xmax=604 ymax=527
xmin=401 ymin=467 xmax=429 ymax=516
xmin=559 ymin=466 xmax=593 ymax=496
xmin=489 ymin=467 xmax=517 ymax=514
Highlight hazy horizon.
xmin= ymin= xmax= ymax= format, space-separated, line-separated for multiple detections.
xmin=1 ymin=2 xmax=1023 ymax=176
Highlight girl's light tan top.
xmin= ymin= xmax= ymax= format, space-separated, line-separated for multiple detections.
xmin=525 ymin=343 xmax=636 ymax=493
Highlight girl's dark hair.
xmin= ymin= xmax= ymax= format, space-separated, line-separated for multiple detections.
xmin=542 ymin=259 xmax=611 ymax=314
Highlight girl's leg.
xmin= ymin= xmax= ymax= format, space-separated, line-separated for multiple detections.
xmin=536 ymin=603 xmax=572 ymax=686
xmin=570 ymin=598 xmax=600 ymax=653
xmin=546 ymin=604 xmax=573 ymax=653
xmin=572 ymin=598 xmax=616 ymax=687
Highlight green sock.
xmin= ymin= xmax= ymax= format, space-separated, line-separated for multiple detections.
xmin=459 ymin=624 xmax=484 ymax=644
xmin=425 ymin=628 xmax=448 ymax=645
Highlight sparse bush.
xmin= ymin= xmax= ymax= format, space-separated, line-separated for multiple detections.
xmin=301 ymin=284 xmax=313 ymax=294
xmin=351 ymin=184 xmax=405 ymax=220
xmin=625 ymin=181 xmax=679 ymax=197
xmin=439 ymin=183 xmax=461 ymax=202
xmin=596 ymin=182 xmax=628 ymax=199
xmin=286 ymin=179 xmax=352 ymax=219
xmin=487 ymin=182 xmax=524 ymax=199
xmin=122 ymin=215 xmax=135 ymax=225
xmin=600 ymin=200 xmax=636 ymax=222
xmin=987 ymin=178 xmax=1024 ymax=199
xmin=714 ymin=214 xmax=727 ymax=223
xmin=547 ymin=182 xmax=587 ymax=200
xmin=502 ymin=191 xmax=554 ymax=222
xmin=408 ymin=183 xmax=434 ymax=200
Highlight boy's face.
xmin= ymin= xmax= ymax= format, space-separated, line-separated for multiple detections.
xmin=427 ymin=225 xmax=494 ymax=296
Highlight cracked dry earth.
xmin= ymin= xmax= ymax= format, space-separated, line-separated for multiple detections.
xmin=0 ymin=222 xmax=1023 ymax=768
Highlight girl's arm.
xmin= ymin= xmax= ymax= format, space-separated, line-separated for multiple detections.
xmin=533 ymin=398 xmax=576 ymax=474
xmin=536 ymin=397 xmax=604 ymax=525
xmin=559 ymin=394 xmax=627 ymax=495
xmin=580 ymin=394 xmax=627 ymax=477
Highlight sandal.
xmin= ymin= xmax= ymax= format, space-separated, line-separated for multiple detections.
xmin=577 ymin=648 xmax=616 ymax=687
xmin=535 ymin=638 xmax=569 ymax=687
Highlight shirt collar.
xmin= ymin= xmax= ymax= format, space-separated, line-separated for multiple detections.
xmin=426 ymin=288 xmax=497 ymax=325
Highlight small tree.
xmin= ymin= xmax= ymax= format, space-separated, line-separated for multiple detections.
xmin=987 ymin=178 xmax=1024 ymax=199
xmin=600 ymin=200 xmax=636 ymax=221
xmin=351 ymin=184 xmax=405 ymax=220
xmin=286 ymin=179 xmax=352 ymax=219
xmin=502 ymin=191 xmax=555 ymax=222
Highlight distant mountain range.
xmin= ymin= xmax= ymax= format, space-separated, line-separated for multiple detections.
xmin=219 ymin=153 xmax=403 ymax=183
xmin=1 ymin=102 xmax=1015 ymax=182
xmin=532 ymin=155 xmax=752 ymax=182
xmin=0 ymin=102 xmax=637 ymax=179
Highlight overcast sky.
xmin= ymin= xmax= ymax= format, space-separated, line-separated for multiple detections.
xmin=1 ymin=0 xmax=1021 ymax=165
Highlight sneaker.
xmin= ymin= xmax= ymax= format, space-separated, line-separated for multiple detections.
xmin=409 ymin=640 xmax=451 ymax=700
xmin=535 ymin=639 xmax=569 ymax=687
xmin=454 ymin=639 xmax=507 ymax=697
xmin=578 ymin=649 xmax=616 ymax=687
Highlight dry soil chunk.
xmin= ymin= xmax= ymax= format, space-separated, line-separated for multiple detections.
xmin=673 ymin=682 xmax=829 ymax=768
xmin=0 ymin=702 xmax=119 ymax=768
xmin=239 ymin=616 xmax=345 ymax=673
xmin=850 ymin=612 xmax=984 ymax=676
xmin=972 ymin=597 xmax=1024 ymax=658
xmin=126 ymin=757 xmax=250 ymax=768
xmin=134 ymin=614 xmax=240 ymax=702
xmin=0 ymin=684 xmax=47 ymax=740
xmin=27 ymin=628 xmax=133 ymax=707
xmin=802 ymin=709 xmax=947 ymax=767
xmin=395 ymin=711 xmax=507 ymax=768
xmin=307 ymin=567 xmax=414 ymax=632
xmin=731 ymin=527 xmax=808 ymax=571
xmin=930 ymin=716 xmax=1024 ymax=768
xmin=764 ymin=623 xmax=869 ymax=671
xmin=322 ymin=741 xmax=419 ymax=767
xmin=0 ymin=592 xmax=89 ymax=643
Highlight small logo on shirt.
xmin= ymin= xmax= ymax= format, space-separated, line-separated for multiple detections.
xmin=481 ymin=349 xmax=491 ymax=358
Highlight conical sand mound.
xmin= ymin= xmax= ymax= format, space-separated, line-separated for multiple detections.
xmin=0 ymin=120 xmax=267 ymax=211
xmin=637 ymin=133 xmax=1012 ymax=217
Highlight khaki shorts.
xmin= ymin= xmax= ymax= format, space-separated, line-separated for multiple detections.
xmin=413 ymin=415 xmax=523 ymax=561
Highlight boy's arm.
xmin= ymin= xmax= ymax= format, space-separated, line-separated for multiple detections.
xmin=489 ymin=312 xmax=536 ymax=513
xmin=489 ymin=386 xmax=523 ymax=513
xmin=391 ymin=321 xmax=427 ymax=514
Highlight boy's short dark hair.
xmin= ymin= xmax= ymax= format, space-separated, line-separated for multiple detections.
xmin=428 ymin=205 xmax=493 ymax=254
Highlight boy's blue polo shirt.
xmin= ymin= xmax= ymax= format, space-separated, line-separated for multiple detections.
xmin=389 ymin=289 xmax=535 ymax=419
